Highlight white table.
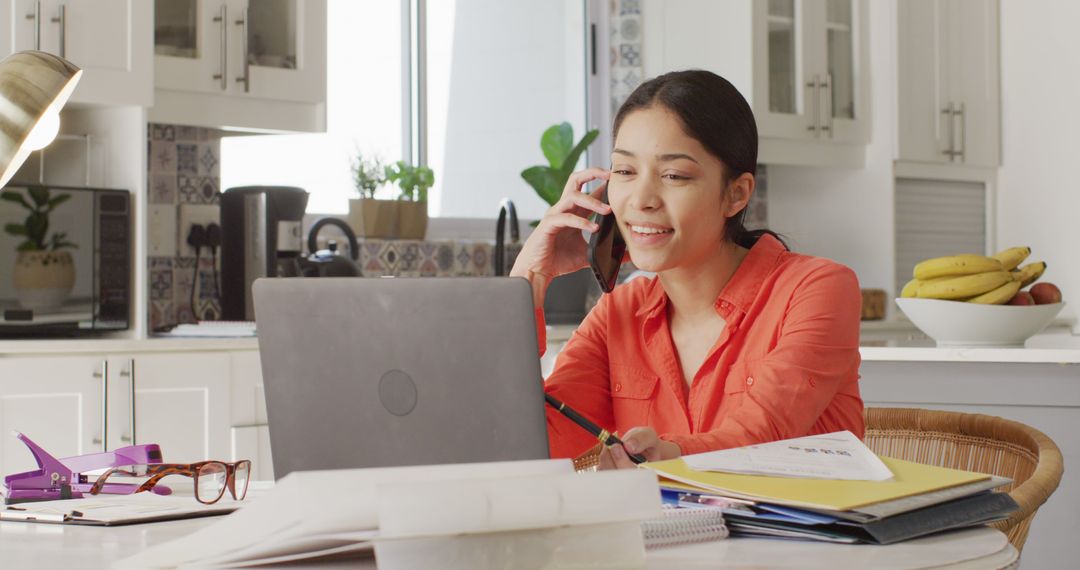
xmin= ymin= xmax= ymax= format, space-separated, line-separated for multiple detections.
xmin=0 ymin=517 xmax=1018 ymax=569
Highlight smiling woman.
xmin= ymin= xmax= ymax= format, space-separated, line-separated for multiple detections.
xmin=510 ymin=70 xmax=866 ymax=469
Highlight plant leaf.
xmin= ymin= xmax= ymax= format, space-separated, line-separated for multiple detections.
xmin=16 ymin=241 xmax=39 ymax=251
xmin=541 ymin=123 xmax=573 ymax=168
xmin=26 ymin=212 xmax=47 ymax=247
xmin=27 ymin=186 xmax=49 ymax=207
xmin=521 ymin=166 xmax=564 ymax=206
xmin=47 ymin=193 xmax=71 ymax=210
xmin=0 ymin=191 xmax=31 ymax=209
xmin=559 ymin=129 xmax=600 ymax=179
xmin=4 ymin=222 xmax=26 ymax=236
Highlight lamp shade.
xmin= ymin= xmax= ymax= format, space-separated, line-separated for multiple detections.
xmin=0 ymin=51 xmax=82 ymax=188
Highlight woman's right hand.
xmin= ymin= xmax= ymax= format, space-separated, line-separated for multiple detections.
xmin=510 ymin=168 xmax=612 ymax=307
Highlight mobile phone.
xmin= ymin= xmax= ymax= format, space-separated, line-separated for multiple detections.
xmin=587 ymin=190 xmax=626 ymax=293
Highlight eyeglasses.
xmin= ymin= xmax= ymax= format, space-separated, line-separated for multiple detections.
xmin=89 ymin=460 xmax=252 ymax=505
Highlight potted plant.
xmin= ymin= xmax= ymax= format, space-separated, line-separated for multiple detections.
xmin=520 ymin=122 xmax=600 ymax=323
xmin=385 ymin=160 xmax=434 ymax=240
xmin=1 ymin=187 xmax=77 ymax=310
xmin=347 ymin=152 xmax=399 ymax=238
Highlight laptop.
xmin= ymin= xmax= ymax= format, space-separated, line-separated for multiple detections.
xmin=252 ymin=277 xmax=550 ymax=479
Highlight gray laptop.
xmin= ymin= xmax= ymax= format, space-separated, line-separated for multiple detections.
xmin=252 ymin=277 xmax=550 ymax=478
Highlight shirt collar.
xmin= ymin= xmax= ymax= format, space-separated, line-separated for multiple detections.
xmin=633 ymin=233 xmax=786 ymax=319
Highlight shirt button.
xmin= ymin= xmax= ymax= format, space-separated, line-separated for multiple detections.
xmin=746 ymin=377 xmax=754 ymax=387
xmin=614 ymin=383 xmax=622 ymax=392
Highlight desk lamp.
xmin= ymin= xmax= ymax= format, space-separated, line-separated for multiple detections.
xmin=0 ymin=51 xmax=82 ymax=188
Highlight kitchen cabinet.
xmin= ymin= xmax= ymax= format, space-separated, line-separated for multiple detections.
xmin=151 ymin=0 xmax=327 ymax=133
xmin=642 ymin=0 xmax=870 ymax=167
xmin=897 ymin=0 xmax=1000 ymax=167
xmin=0 ymin=0 xmax=152 ymax=107
xmin=229 ymin=349 xmax=274 ymax=481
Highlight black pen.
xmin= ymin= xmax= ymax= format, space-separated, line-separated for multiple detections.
xmin=544 ymin=394 xmax=647 ymax=464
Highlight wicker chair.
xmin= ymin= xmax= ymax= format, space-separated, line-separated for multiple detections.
xmin=863 ymin=407 xmax=1063 ymax=552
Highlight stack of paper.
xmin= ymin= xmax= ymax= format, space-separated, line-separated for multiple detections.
xmin=646 ymin=431 xmax=1018 ymax=545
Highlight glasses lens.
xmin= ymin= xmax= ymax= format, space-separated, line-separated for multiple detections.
xmin=196 ymin=462 xmax=227 ymax=504
xmin=234 ymin=460 xmax=252 ymax=500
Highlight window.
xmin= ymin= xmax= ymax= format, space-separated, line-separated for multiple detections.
xmin=222 ymin=0 xmax=589 ymax=220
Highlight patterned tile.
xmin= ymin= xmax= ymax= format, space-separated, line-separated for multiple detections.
xmin=150 ymin=124 xmax=175 ymax=142
xmin=378 ymin=241 xmax=400 ymax=274
xmin=198 ymin=144 xmax=219 ymax=177
xmin=619 ymin=18 xmax=641 ymax=42
xmin=149 ymin=259 xmax=173 ymax=301
xmin=175 ymin=126 xmax=200 ymax=143
xmin=360 ymin=240 xmax=386 ymax=276
xmin=472 ymin=243 xmax=492 ymax=276
xmin=435 ymin=243 xmax=455 ymax=276
xmin=198 ymin=268 xmax=219 ymax=300
xmin=176 ymin=143 xmax=198 ymax=174
xmin=397 ymin=241 xmax=421 ymax=277
xmin=619 ymin=43 xmax=641 ymax=67
xmin=619 ymin=0 xmax=641 ymax=15
xmin=150 ymin=174 xmax=177 ymax=204
xmin=177 ymin=175 xmax=199 ymax=203
xmin=195 ymin=298 xmax=221 ymax=321
xmin=196 ymin=176 xmax=220 ymax=204
xmin=150 ymin=141 xmax=177 ymax=173
xmin=455 ymin=244 xmax=474 ymax=276
xmin=150 ymin=300 xmax=174 ymax=331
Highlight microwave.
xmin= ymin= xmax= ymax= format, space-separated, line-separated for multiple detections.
xmin=0 ymin=185 xmax=131 ymax=337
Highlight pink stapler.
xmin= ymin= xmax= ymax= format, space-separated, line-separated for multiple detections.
xmin=2 ymin=431 xmax=170 ymax=504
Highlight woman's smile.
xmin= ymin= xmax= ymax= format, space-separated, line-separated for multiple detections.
xmin=625 ymin=221 xmax=675 ymax=246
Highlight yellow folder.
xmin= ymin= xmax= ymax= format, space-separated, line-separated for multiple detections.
xmin=645 ymin=456 xmax=990 ymax=512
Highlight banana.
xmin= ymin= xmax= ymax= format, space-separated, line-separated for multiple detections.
xmin=967 ymin=279 xmax=1022 ymax=305
xmin=916 ymin=271 xmax=1013 ymax=300
xmin=1014 ymin=261 xmax=1047 ymax=288
xmin=991 ymin=246 xmax=1031 ymax=271
xmin=901 ymin=279 xmax=920 ymax=298
xmin=913 ymin=254 xmax=1003 ymax=281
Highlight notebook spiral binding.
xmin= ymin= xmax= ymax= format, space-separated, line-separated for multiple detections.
xmin=641 ymin=506 xmax=729 ymax=549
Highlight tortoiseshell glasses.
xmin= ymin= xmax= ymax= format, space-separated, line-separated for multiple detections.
xmin=89 ymin=460 xmax=252 ymax=504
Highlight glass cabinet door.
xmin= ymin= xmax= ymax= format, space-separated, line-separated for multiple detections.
xmin=767 ymin=0 xmax=798 ymax=115
xmin=156 ymin=0 xmax=199 ymax=58
xmin=246 ymin=0 xmax=298 ymax=70
xmin=824 ymin=0 xmax=855 ymax=121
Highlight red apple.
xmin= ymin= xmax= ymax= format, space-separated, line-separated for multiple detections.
xmin=1029 ymin=282 xmax=1063 ymax=305
xmin=1007 ymin=291 xmax=1036 ymax=306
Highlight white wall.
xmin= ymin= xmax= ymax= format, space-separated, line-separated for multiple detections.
xmin=997 ymin=0 xmax=1080 ymax=326
xmin=766 ymin=0 xmax=897 ymax=306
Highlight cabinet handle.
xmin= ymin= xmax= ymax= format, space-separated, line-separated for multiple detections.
xmin=236 ymin=5 xmax=250 ymax=92
xmin=99 ymin=360 xmax=108 ymax=452
xmin=820 ymin=73 xmax=833 ymax=137
xmin=120 ymin=359 xmax=137 ymax=445
xmin=941 ymin=102 xmax=956 ymax=159
xmin=50 ymin=3 xmax=65 ymax=58
xmin=953 ymin=102 xmax=966 ymax=162
xmin=25 ymin=1 xmax=41 ymax=51
xmin=212 ymin=4 xmax=227 ymax=90
xmin=806 ymin=76 xmax=820 ymax=135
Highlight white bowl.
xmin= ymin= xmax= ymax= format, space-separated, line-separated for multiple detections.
xmin=895 ymin=298 xmax=1065 ymax=347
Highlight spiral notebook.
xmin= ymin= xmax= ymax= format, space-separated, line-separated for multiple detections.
xmin=641 ymin=506 xmax=729 ymax=549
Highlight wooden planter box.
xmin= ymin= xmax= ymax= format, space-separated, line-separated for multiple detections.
xmin=397 ymin=201 xmax=428 ymax=240
xmin=348 ymin=198 xmax=399 ymax=238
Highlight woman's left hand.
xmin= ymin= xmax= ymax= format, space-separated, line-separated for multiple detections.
xmin=598 ymin=427 xmax=682 ymax=469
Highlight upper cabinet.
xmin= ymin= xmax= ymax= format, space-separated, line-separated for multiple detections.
xmin=151 ymin=0 xmax=327 ymax=132
xmin=0 ymin=0 xmax=153 ymax=107
xmin=897 ymin=0 xmax=1000 ymax=168
xmin=642 ymin=0 xmax=870 ymax=167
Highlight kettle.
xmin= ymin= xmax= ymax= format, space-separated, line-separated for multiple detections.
xmin=292 ymin=218 xmax=361 ymax=277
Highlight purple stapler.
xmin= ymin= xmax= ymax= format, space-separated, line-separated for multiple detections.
xmin=2 ymin=431 xmax=170 ymax=504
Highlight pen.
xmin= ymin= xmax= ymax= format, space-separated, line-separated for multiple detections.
xmin=544 ymin=393 xmax=647 ymax=464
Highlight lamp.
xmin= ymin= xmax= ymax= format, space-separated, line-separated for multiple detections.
xmin=0 ymin=50 xmax=82 ymax=188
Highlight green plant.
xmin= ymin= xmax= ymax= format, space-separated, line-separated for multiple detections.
xmin=385 ymin=161 xmax=435 ymax=202
xmin=350 ymin=152 xmax=386 ymax=199
xmin=1 ymin=187 xmax=77 ymax=251
xmin=521 ymin=122 xmax=599 ymax=207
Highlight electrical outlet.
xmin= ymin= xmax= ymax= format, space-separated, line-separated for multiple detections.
xmin=178 ymin=204 xmax=220 ymax=258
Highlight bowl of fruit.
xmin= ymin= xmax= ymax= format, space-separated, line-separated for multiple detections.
xmin=896 ymin=247 xmax=1064 ymax=347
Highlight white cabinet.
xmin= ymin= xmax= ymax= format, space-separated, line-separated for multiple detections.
xmin=0 ymin=0 xmax=152 ymax=106
xmin=151 ymin=0 xmax=327 ymax=132
xmin=229 ymin=349 xmax=274 ymax=481
xmin=897 ymin=0 xmax=1000 ymax=167
xmin=642 ymin=0 xmax=870 ymax=167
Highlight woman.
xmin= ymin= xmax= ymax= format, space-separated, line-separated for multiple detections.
xmin=510 ymin=70 xmax=864 ymax=469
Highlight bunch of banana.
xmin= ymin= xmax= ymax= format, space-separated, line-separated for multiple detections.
xmin=901 ymin=247 xmax=1048 ymax=305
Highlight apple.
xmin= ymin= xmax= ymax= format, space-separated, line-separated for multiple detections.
xmin=1029 ymin=282 xmax=1063 ymax=305
xmin=1007 ymin=291 xmax=1036 ymax=306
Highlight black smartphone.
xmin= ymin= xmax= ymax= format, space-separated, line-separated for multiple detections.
xmin=587 ymin=189 xmax=626 ymax=293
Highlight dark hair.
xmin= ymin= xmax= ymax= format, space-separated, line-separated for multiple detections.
xmin=613 ymin=70 xmax=786 ymax=250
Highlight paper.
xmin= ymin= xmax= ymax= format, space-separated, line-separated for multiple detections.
xmin=682 ymin=431 xmax=894 ymax=481
xmin=0 ymin=494 xmax=236 ymax=525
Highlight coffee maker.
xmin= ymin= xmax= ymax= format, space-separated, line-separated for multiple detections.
xmin=220 ymin=186 xmax=308 ymax=320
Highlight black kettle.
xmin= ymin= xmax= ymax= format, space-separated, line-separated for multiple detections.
xmin=293 ymin=218 xmax=361 ymax=277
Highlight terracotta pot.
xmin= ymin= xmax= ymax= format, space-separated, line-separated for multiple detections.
xmin=12 ymin=250 xmax=75 ymax=310
xmin=397 ymin=201 xmax=428 ymax=240
xmin=348 ymin=198 xmax=399 ymax=238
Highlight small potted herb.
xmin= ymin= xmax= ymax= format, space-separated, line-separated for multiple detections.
xmin=385 ymin=161 xmax=434 ymax=240
xmin=1 ymin=187 xmax=78 ymax=309
xmin=347 ymin=152 xmax=398 ymax=238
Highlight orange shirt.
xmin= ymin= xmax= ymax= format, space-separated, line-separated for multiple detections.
xmin=539 ymin=234 xmax=864 ymax=459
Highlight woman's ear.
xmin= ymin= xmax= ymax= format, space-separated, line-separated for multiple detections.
xmin=723 ymin=173 xmax=755 ymax=218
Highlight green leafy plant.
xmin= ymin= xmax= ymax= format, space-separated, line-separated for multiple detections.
xmin=350 ymin=152 xmax=386 ymax=199
xmin=1 ymin=187 xmax=77 ymax=251
xmin=385 ymin=161 xmax=435 ymax=202
xmin=521 ymin=122 xmax=599 ymax=208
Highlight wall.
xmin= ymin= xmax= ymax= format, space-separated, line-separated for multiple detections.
xmin=997 ymin=0 xmax=1080 ymax=327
